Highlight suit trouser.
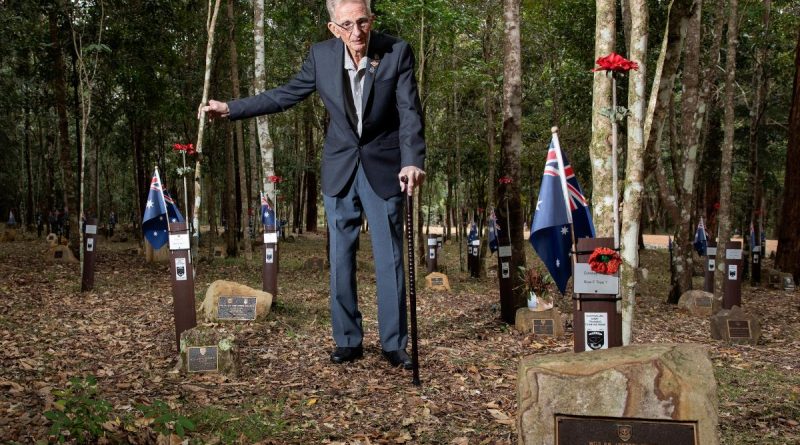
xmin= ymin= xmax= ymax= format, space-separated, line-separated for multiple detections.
xmin=323 ymin=162 xmax=407 ymax=351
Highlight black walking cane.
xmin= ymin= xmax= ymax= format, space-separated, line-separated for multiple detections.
xmin=402 ymin=177 xmax=421 ymax=386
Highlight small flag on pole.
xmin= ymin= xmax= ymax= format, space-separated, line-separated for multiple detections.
xmin=529 ymin=134 xmax=594 ymax=294
xmin=142 ymin=169 xmax=169 ymax=249
xmin=488 ymin=209 xmax=500 ymax=253
xmin=693 ymin=218 xmax=708 ymax=256
xmin=163 ymin=188 xmax=185 ymax=224
xmin=467 ymin=220 xmax=478 ymax=245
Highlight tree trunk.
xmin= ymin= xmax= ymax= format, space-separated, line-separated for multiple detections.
xmin=775 ymin=29 xmax=800 ymax=282
xmin=225 ymin=126 xmax=238 ymax=255
xmin=620 ymin=0 xmax=648 ymax=345
xmin=483 ymin=11 xmax=497 ymax=209
xmin=24 ymin=108 xmax=34 ymax=229
xmin=227 ymin=0 xmax=252 ymax=259
xmin=499 ymin=0 xmax=526 ymax=318
xmin=748 ymin=0 xmax=771 ymax=239
xmin=589 ymin=0 xmax=615 ymax=236
xmin=253 ymin=0 xmax=276 ymax=208
xmin=192 ymin=0 xmax=223 ymax=242
xmin=713 ymin=0 xmax=739 ymax=309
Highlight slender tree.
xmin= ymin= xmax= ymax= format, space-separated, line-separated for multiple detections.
xmin=253 ymin=0 xmax=276 ymax=211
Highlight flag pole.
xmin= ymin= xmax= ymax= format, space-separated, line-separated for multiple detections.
xmin=551 ymin=127 xmax=580 ymax=309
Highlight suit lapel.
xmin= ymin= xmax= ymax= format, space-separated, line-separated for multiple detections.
xmin=360 ymin=32 xmax=381 ymax=118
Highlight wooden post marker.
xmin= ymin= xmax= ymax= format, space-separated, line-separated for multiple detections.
xmin=426 ymin=234 xmax=438 ymax=273
xmin=751 ymin=230 xmax=761 ymax=285
xmin=81 ymin=218 xmax=98 ymax=292
xmin=572 ymin=237 xmax=622 ymax=352
xmin=168 ymin=222 xmax=197 ymax=352
xmin=469 ymin=238 xmax=481 ymax=278
xmin=262 ymin=225 xmax=278 ymax=298
xmin=704 ymin=241 xmax=716 ymax=293
xmin=722 ymin=241 xmax=743 ymax=310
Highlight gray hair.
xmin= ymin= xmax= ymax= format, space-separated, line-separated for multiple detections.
xmin=326 ymin=0 xmax=371 ymax=21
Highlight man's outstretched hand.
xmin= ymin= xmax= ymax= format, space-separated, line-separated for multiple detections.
xmin=198 ymin=99 xmax=230 ymax=120
xmin=399 ymin=166 xmax=426 ymax=196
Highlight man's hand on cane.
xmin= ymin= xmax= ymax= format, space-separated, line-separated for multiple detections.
xmin=399 ymin=166 xmax=425 ymax=196
xmin=198 ymin=100 xmax=230 ymax=121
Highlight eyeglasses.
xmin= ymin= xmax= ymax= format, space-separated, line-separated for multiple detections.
xmin=332 ymin=17 xmax=372 ymax=33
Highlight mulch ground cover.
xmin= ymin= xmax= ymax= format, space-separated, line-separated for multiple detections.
xmin=0 ymin=231 xmax=798 ymax=444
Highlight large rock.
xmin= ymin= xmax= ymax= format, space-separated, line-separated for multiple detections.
xmin=200 ymin=280 xmax=273 ymax=322
xmin=179 ymin=325 xmax=239 ymax=376
xmin=518 ymin=344 xmax=718 ymax=445
xmin=424 ymin=272 xmax=451 ymax=291
xmin=678 ymin=290 xmax=714 ymax=316
xmin=1 ymin=228 xmax=18 ymax=242
xmin=47 ymin=245 xmax=78 ymax=263
xmin=515 ymin=307 xmax=564 ymax=337
xmin=710 ymin=305 xmax=761 ymax=344
xmin=45 ymin=233 xmax=59 ymax=247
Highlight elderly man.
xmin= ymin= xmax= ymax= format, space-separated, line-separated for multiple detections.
xmin=201 ymin=0 xmax=425 ymax=370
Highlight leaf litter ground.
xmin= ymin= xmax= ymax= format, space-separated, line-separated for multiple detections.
xmin=0 ymin=232 xmax=798 ymax=444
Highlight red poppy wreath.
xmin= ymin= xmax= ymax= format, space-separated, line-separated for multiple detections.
xmin=588 ymin=247 xmax=621 ymax=275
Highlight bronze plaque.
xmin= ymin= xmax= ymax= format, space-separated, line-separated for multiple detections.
xmin=695 ymin=296 xmax=712 ymax=307
xmin=727 ymin=320 xmax=751 ymax=339
xmin=54 ymin=250 xmax=63 ymax=259
xmin=555 ymin=414 xmax=697 ymax=445
xmin=534 ymin=319 xmax=555 ymax=335
xmin=217 ymin=296 xmax=257 ymax=321
xmin=432 ymin=277 xmax=444 ymax=286
xmin=187 ymin=346 xmax=218 ymax=372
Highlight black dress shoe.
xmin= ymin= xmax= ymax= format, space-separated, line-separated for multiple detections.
xmin=330 ymin=345 xmax=363 ymax=364
xmin=382 ymin=349 xmax=413 ymax=370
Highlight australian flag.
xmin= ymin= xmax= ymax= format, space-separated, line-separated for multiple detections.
xmin=693 ymin=218 xmax=708 ymax=256
xmin=488 ymin=209 xmax=500 ymax=253
xmin=467 ymin=220 xmax=478 ymax=245
xmin=529 ymin=136 xmax=595 ymax=294
xmin=261 ymin=193 xmax=275 ymax=228
xmin=142 ymin=169 xmax=169 ymax=249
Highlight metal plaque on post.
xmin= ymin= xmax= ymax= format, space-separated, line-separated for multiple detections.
xmin=555 ymin=414 xmax=697 ymax=445
xmin=168 ymin=222 xmax=197 ymax=352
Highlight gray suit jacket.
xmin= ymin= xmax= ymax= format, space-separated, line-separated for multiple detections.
xmin=228 ymin=31 xmax=426 ymax=199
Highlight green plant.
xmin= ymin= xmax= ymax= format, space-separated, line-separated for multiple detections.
xmin=136 ymin=400 xmax=196 ymax=437
xmin=44 ymin=375 xmax=113 ymax=444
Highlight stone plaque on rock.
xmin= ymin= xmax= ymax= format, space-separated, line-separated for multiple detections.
xmin=555 ymin=414 xmax=697 ymax=444
xmin=515 ymin=307 xmax=563 ymax=337
xmin=48 ymin=245 xmax=78 ymax=263
xmin=677 ymin=290 xmax=714 ymax=316
xmin=517 ymin=344 xmax=718 ymax=445
xmin=783 ymin=273 xmax=796 ymax=291
xmin=534 ymin=319 xmax=555 ymax=336
xmin=217 ymin=296 xmax=257 ymax=321
xmin=710 ymin=306 xmax=761 ymax=344
xmin=187 ymin=346 xmax=219 ymax=372
xmin=425 ymin=272 xmax=451 ymax=291
xmin=213 ymin=245 xmax=226 ymax=258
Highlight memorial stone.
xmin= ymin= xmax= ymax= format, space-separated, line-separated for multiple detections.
xmin=48 ymin=245 xmax=78 ymax=263
xmin=782 ymin=273 xmax=796 ymax=291
xmin=710 ymin=305 xmax=761 ymax=345
xmin=213 ymin=245 xmax=227 ymax=258
xmin=424 ymin=272 xmax=451 ymax=291
xmin=180 ymin=325 xmax=238 ymax=376
xmin=515 ymin=307 xmax=563 ymax=337
xmin=517 ymin=344 xmax=718 ymax=445
xmin=46 ymin=233 xmax=58 ymax=246
xmin=677 ymin=290 xmax=714 ymax=316
xmin=201 ymin=280 xmax=273 ymax=322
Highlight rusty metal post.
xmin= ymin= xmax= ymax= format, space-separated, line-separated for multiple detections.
xmin=723 ymin=240 xmax=743 ymax=309
xmin=262 ymin=226 xmax=278 ymax=298
xmin=168 ymin=222 xmax=197 ymax=352
xmin=81 ymin=218 xmax=98 ymax=292
xmin=704 ymin=241 xmax=717 ymax=293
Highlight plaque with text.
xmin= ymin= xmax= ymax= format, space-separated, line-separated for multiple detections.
xmin=573 ymin=263 xmax=619 ymax=294
xmin=187 ymin=346 xmax=219 ymax=372
xmin=169 ymin=233 xmax=191 ymax=250
xmin=695 ymin=296 xmax=712 ymax=307
xmin=85 ymin=224 xmax=97 ymax=235
xmin=727 ymin=320 xmax=751 ymax=339
xmin=432 ymin=277 xmax=444 ymax=286
xmin=533 ymin=319 xmax=555 ymax=335
xmin=706 ymin=247 xmax=717 ymax=256
xmin=555 ymin=414 xmax=697 ymax=445
xmin=217 ymin=296 xmax=257 ymax=320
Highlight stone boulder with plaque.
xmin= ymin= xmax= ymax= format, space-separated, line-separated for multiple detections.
xmin=201 ymin=280 xmax=273 ymax=322
xmin=179 ymin=325 xmax=238 ymax=376
xmin=424 ymin=272 xmax=451 ymax=291
xmin=677 ymin=290 xmax=714 ymax=316
xmin=710 ymin=305 xmax=761 ymax=345
xmin=47 ymin=244 xmax=78 ymax=263
xmin=518 ymin=343 xmax=718 ymax=445
xmin=213 ymin=245 xmax=227 ymax=259
xmin=515 ymin=307 xmax=563 ymax=337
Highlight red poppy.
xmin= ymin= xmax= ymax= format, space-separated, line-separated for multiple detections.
xmin=269 ymin=175 xmax=283 ymax=183
xmin=498 ymin=176 xmax=513 ymax=184
xmin=592 ymin=53 xmax=639 ymax=73
xmin=713 ymin=202 xmax=720 ymax=210
xmin=173 ymin=143 xmax=196 ymax=155
xmin=588 ymin=247 xmax=622 ymax=275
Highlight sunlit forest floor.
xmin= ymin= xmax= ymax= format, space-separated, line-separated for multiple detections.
xmin=0 ymin=228 xmax=798 ymax=444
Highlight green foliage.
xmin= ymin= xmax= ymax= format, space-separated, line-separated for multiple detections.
xmin=136 ymin=400 xmax=196 ymax=438
xmin=43 ymin=376 xmax=113 ymax=444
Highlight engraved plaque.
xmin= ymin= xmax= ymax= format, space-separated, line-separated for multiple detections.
xmin=187 ymin=346 xmax=219 ymax=372
xmin=54 ymin=250 xmax=63 ymax=259
xmin=727 ymin=320 xmax=751 ymax=339
xmin=695 ymin=296 xmax=712 ymax=307
xmin=217 ymin=296 xmax=257 ymax=320
xmin=533 ymin=319 xmax=555 ymax=335
xmin=555 ymin=414 xmax=697 ymax=445
xmin=784 ymin=275 xmax=796 ymax=291
xmin=214 ymin=250 xmax=222 ymax=257
xmin=432 ymin=277 xmax=444 ymax=286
